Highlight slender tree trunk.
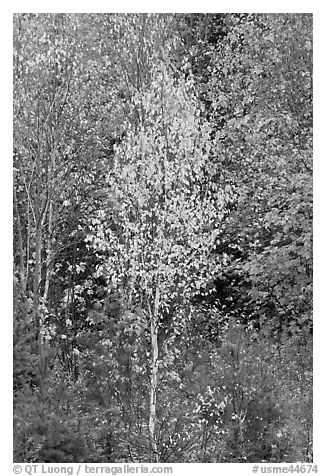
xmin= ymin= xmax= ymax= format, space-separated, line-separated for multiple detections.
xmin=149 ymin=283 xmax=160 ymax=462
xmin=33 ymin=223 xmax=42 ymax=333
xmin=43 ymin=150 xmax=56 ymax=302
xmin=32 ymin=129 xmax=47 ymax=376
xmin=43 ymin=199 xmax=53 ymax=302
xmin=33 ymin=219 xmax=46 ymax=377
xmin=13 ymin=183 xmax=26 ymax=293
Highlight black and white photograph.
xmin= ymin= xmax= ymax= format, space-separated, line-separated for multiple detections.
xmin=12 ymin=10 xmax=314 ymax=469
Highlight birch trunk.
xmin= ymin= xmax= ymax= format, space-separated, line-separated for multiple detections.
xmin=149 ymin=283 xmax=160 ymax=462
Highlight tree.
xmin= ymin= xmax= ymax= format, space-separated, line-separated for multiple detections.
xmin=86 ymin=64 xmax=226 ymax=461
xmin=186 ymin=13 xmax=312 ymax=333
xmin=13 ymin=13 xmax=118 ymax=374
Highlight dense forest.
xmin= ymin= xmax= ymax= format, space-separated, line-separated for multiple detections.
xmin=13 ymin=13 xmax=313 ymax=464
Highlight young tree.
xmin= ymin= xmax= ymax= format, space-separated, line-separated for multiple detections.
xmin=87 ymin=65 xmax=226 ymax=461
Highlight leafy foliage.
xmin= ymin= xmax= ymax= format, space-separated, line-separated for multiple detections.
xmin=13 ymin=13 xmax=312 ymax=463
